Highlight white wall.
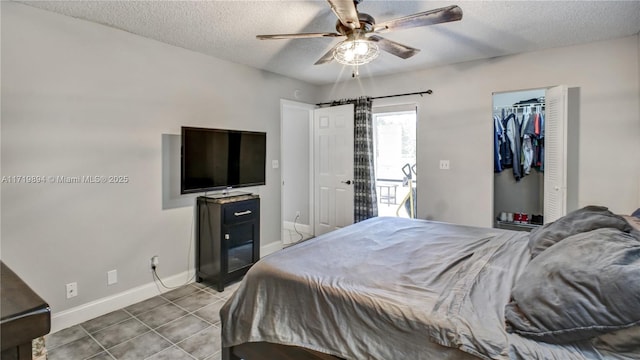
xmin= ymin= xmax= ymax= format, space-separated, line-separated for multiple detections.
xmin=281 ymin=100 xmax=312 ymax=226
xmin=0 ymin=2 xmax=319 ymax=329
xmin=319 ymin=35 xmax=640 ymax=227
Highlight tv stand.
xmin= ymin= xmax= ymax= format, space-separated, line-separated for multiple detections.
xmin=196 ymin=194 xmax=260 ymax=291
xmin=208 ymin=191 xmax=252 ymax=199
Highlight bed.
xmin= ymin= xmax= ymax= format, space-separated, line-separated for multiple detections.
xmin=220 ymin=207 xmax=640 ymax=360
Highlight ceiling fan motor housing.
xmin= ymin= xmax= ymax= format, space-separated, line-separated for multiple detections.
xmin=336 ymin=12 xmax=375 ymax=36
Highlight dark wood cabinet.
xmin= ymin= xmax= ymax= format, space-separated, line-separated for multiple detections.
xmin=196 ymin=194 xmax=260 ymax=292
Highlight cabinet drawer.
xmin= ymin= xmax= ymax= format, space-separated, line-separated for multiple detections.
xmin=223 ymin=200 xmax=259 ymax=225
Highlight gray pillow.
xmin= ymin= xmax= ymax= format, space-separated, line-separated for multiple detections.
xmin=506 ymin=228 xmax=640 ymax=344
xmin=528 ymin=205 xmax=632 ymax=259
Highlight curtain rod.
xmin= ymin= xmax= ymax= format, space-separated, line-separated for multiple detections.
xmin=316 ymin=90 xmax=432 ymax=106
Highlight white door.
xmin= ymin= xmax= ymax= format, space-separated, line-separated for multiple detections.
xmin=544 ymin=85 xmax=568 ymax=223
xmin=313 ymin=104 xmax=354 ymax=236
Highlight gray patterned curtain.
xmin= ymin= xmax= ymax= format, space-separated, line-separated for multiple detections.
xmin=330 ymin=97 xmax=378 ymax=222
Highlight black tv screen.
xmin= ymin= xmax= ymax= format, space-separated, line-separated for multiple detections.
xmin=181 ymin=127 xmax=266 ymax=194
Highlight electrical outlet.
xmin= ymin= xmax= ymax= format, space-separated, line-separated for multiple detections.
xmin=66 ymin=282 xmax=78 ymax=299
xmin=107 ymin=269 xmax=117 ymax=285
xmin=150 ymin=255 xmax=159 ymax=271
xmin=439 ymin=160 xmax=450 ymax=170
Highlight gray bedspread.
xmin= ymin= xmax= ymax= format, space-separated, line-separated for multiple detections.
xmin=220 ymin=217 xmax=636 ymax=359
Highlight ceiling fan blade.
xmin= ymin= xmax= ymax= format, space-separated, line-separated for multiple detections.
xmin=369 ymin=35 xmax=420 ymax=59
xmin=327 ymin=0 xmax=361 ymax=29
xmin=373 ymin=5 xmax=463 ymax=32
xmin=314 ymin=42 xmax=342 ymax=65
xmin=257 ymin=33 xmax=343 ymax=40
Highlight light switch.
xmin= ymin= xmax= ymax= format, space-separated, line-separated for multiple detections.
xmin=272 ymin=160 xmax=279 ymax=169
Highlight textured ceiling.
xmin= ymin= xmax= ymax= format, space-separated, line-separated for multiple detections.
xmin=19 ymin=0 xmax=640 ymax=85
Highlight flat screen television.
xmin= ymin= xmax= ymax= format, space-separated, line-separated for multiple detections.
xmin=181 ymin=126 xmax=266 ymax=194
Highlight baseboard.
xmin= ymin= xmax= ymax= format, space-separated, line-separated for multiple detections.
xmin=260 ymin=241 xmax=283 ymax=257
xmin=53 ymin=241 xmax=285 ymax=333
xmin=50 ymin=270 xmax=193 ymax=333
xmin=282 ymin=221 xmax=312 ymax=235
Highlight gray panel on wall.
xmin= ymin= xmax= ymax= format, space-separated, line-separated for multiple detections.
xmin=162 ymin=134 xmax=198 ymax=209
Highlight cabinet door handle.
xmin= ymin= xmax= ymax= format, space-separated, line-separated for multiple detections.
xmin=234 ymin=210 xmax=252 ymax=216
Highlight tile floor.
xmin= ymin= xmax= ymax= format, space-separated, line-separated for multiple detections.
xmin=45 ymin=281 xmax=240 ymax=360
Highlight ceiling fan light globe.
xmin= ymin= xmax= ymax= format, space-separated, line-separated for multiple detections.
xmin=333 ymin=39 xmax=379 ymax=66
xmin=354 ymin=41 xmax=369 ymax=55
xmin=344 ymin=51 xmax=355 ymax=62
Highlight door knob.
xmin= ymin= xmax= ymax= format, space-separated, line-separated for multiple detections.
xmin=341 ymin=180 xmax=352 ymax=185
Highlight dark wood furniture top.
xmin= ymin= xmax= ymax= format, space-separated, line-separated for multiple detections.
xmin=1 ymin=261 xmax=51 ymax=360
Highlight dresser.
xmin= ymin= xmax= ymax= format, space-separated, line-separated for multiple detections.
xmin=196 ymin=194 xmax=260 ymax=292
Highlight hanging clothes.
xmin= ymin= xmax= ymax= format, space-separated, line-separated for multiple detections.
xmin=494 ymin=114 xmax=503 ymax=172
xmin=504 ymin=112 xmax=522 ymax=181
xmin=493 ymin=115 xmax=502 ymax=172
xmin=499 ymin=109 xmax=513 ymax=169
xmin=521 ymin=110 xmax=537 ymax=175
xmin=493 ymin=103 xmax=545 ymax=181
xmin=537 ymin=111 xmax=545 ymax=171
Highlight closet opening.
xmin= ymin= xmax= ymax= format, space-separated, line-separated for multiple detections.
xmin=493 ymin=88 xmax=546 ymax=232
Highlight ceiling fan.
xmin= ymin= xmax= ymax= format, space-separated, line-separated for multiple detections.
xmin=257 ymin=0 xmax=463 ymax=75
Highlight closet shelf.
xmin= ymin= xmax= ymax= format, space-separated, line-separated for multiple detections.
xmin=496 ymin=220 xmax=541 ymax=231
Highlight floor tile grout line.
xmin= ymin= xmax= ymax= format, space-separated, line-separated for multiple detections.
xmin=45 ymin=327 xmax=86 ymax=352
xmin=130 ymin=299 xmax=178 ymax=320
xmin=159 ymin=283 xmax=203 ymax=301
xmin=173 ymin=323 xmax=218 ymax=350
xmin=189 ymin=310 xmax=220 ymax=328
xmin=81 ymin=309 xmax=136 ymax=335
xmin=141 ymin=344 xmax=198 ymax=360
xmin=78 ymin=323 xmax=116 ymax=360
xmin=177 ymin=299 xmax=226 ymax=328
xmin=85 ymin=310 xmax=140 ymax=336
xmin=150 ymin=326 xmax=217 ymax=360
xmin=130 ymin=305 xmax=213 ymax=360
xmin=139 ymin=317 xmax=198 ymax=360
xmin=83 ymin=309 xmax=158 ymax=354
xmin=159 ymin=289 xmax=200 ymax=304
xmin=132 ymin=293 xmax=219 ymax=360
xmin=165 ymin=288 xmax=225 ymax=314
xmin=102 ymin=309 xmax=176 ymax=360
xmin=124 ymin=297 xmax=171 ymax=317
